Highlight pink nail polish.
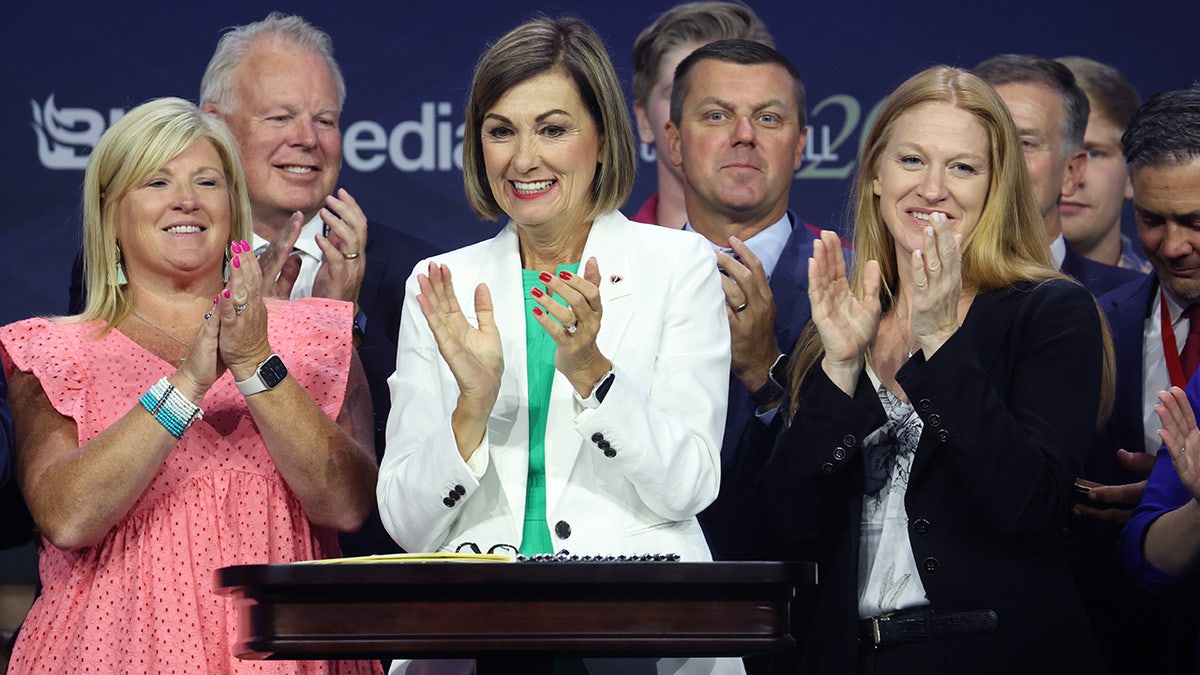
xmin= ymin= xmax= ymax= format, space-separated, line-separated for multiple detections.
xmin=532 ymin=307 xmax=544 ymax=317
xmin=232 ymin=241 xmax=242 ymax=254
xmin=223 ymin=289 xmax=231 ymax=299
xmin=538 ymin=272 xmax=552 ymax=284
xmin=241 ymin=240 xmax=249 ymax=250
xmin=232 ymin=256 xmax=240 ymax=269
xmin=530 ymin=287 xmax=544 ymax=298
xmin=559 ymin=271 xmax=573 ymax=281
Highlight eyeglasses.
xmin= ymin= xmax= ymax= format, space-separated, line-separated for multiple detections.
xmin=453 ymin=542 xmax=680 ymax=563
xmin=455 ymin=542 xmax=519 ymax=556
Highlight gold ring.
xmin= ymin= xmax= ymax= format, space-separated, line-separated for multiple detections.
xmin=343 ymin=251 xmax=361 ymax=260
xmin=734 ymin=301 xmax=749 ymax=313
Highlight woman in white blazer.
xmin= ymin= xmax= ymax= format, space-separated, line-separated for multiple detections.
xmin=378 ymin=16 xmax=737 ymax=675
xmin=379 ymin=18 xmax=730 ymax=571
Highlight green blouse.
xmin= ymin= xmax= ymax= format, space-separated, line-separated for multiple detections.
xmin=518 ymin=262 xmax=580 ymax=556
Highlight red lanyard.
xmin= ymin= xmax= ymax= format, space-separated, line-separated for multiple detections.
xmin=1160 ymin=288 xmax=1189 ymax=389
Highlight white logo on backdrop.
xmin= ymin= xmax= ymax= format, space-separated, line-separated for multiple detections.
xmin=33 ymin=94 xmax=883 ymax=178
xmin=32 ymin=95 xmax=126 ymax=170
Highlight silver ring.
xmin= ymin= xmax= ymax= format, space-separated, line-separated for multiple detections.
xmin=235 ymin=302 xmax=249 ymax=315
xmin=204 ymin=311 xmax=213 ymax=320
xmin=565 ymin=322 xmax=579 ymax=335
xmin=734 ymin=301 xmax=749 ymax=313
xmin=343 ymin=251 xmax=361 ymax=260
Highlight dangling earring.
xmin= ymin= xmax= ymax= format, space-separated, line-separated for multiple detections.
xmin=114 ymin=244 xmax=127 ymax=287
xmin=223 ymin=246 xmax=232 ymax=282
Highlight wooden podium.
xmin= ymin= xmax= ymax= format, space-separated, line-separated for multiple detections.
xmin=215 ymin=560 xmax=815 ymax=672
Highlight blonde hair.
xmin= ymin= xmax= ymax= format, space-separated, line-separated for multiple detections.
xmin=788 ymin=66 xmax=1113 ymax=423
xmin=79 ymin=97 xmax=252 ymax=326
xmin=462 ymin=16 xmax=636 ymax=222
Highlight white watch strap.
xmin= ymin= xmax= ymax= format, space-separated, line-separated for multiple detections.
xmin=235 ymin=370 xmax=268 ymax=396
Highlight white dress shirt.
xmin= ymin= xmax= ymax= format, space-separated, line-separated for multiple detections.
xmin=252 ymin=214 xmax=326 ymax=300
xmin=1142 ymin=288 xmax=1189 ymax=453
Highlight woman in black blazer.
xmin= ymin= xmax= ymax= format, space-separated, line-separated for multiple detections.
xmin=762 ymin=66 xmax=1114 ymax=674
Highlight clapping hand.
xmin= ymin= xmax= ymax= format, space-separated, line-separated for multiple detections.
xmin=1156 ymin=386 xmax=1200 ymax=503
xmin=416 ymin=262 xmax=504 ymax=415
xmin=809 ymin=229 xmax=880 ymax=395
xmin=909 ymin=213 xmax=963 ymax=357
xmin=529 ymin=257 xmax=612 ymax=397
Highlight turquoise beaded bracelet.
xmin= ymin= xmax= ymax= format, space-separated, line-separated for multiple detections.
xmin=139 ymin=377 xmax=203 ymax=439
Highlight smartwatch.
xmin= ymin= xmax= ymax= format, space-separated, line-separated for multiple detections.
xmin=749 ymin=353 xmax=790 ymax=408
xmin=352 ymin=309 xmax=368 ymax=347
xmin=236 ymin=354 xmax=289 ymax=396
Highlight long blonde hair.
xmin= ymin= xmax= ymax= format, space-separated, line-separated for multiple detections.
xmin=787 ymin=66 xmax=1113 ymax=423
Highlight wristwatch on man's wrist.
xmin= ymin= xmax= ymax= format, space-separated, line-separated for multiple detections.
xmin=235 ymin=354 xmax=288 ymax=396
xmin=749 ymin=353 xmax=790 ymax=408
xmin=352 ymin=309 xmax=368 ymax=348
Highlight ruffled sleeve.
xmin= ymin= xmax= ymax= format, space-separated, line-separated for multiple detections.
xmin=0 ymin=318 xmax=90 ymax=423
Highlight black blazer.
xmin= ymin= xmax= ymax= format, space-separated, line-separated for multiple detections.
xmin=762 ymin=279 xmax=1105 ymax=674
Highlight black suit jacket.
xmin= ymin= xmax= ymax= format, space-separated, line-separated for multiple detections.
xmin=762 ymin=279 xmax=1104 ymax=673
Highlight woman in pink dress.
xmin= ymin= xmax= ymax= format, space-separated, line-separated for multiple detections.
xmin=0 ymin=97 xmax=380 ymax=674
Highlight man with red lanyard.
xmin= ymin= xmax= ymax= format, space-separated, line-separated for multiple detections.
xmin=1077 ymin=85 xmax=1199 ymax=673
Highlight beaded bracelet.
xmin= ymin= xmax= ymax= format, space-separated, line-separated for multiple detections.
xmin=139 ymin=377 xmax=204 ymax=439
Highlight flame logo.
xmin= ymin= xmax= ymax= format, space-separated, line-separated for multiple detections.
xmin=32 ymin=94 xmax=107 ymax=170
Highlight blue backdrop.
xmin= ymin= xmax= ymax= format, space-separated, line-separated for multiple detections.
xmin=3 ymin=0 xmax=1196 ymax=332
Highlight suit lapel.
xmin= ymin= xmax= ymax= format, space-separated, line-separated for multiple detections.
xmin=544 ymin=212 xmax=636 ymax=516
xmin=1105 ymin=275 xmax=1157 ymax=454
xmin=469 ymin=224 xmax=530 ymax=533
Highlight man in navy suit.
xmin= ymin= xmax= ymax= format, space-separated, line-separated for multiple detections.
xmin=975 ymin=54 xmax=1141 ymax=296
xmin=664 ymin=40 xmax=829 ymax=561
xmin=1064 ymin=87 xmax=1200 ymax=673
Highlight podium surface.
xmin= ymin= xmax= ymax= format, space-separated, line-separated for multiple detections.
xmin=215 ymin=560 xmax=815 ymax=665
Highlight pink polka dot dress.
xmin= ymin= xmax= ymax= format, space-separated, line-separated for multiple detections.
xmin=1 ymin=299 xmax=381 ymax=674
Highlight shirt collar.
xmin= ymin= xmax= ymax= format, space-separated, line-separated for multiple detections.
xmin=1049 ymin=234 xmax=1066 ymax=270
xmin=251 ymin=213 xmax=325 ymax=260
xmin=684 ymin=212 xmax=792 ymax=278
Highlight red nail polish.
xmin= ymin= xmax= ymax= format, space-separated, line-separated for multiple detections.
xmin=538 ymin=272 xmax=552 ymax=284
xmin=232 ymin=256 xmax=241 ymax=269
xmin=532 ymin=307 xmax=543 ymax=316
xmin=223 ymin=289 xmax=231 ymax=299
xmin=559 ymin=271 xmax=573 ymax=280
xmin=530 ymin=287 xmax=544 ymax=298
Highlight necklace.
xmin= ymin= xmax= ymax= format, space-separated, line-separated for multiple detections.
xmin=131 ymin=310 xmax=192 ymax=360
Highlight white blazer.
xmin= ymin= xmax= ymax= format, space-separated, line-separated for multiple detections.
xmin=379 ymin=211 xmax=731 ymax=560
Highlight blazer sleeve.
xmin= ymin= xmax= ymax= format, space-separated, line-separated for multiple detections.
xmin=1120 ymin=448 xmax=1192 ymax=593
xmin=895 ymin=279 xmax=1104 ymax=535
xmin=377 ymin=263 xmax=487 ymax=552
xmin=1120 ymin=363 xmax=1200 ymax=593
xmin=761 ymin=363 xmax=886 ymax=550
xmin=571 ymin=232 xmax=730 ymax=520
